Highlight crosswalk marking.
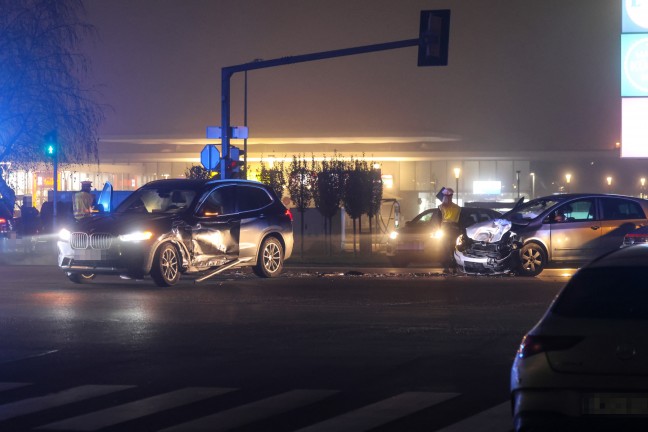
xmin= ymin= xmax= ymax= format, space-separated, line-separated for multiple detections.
xmin=0 ymin=382 xmax=30 ymax=392
xmin=0 ymin=385 xmax=134 ymax=422
xmin=435 ymin=401 xmax=511 ymax=432
xmin=295 ymin=392 xmax=460 ymax=432
xmin=38 ymin=387 xmax=235 ymax=431
xmin=160 ymin=389 xmax=338 ymax=432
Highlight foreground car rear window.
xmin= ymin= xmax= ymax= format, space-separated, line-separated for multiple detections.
xmin=552 ymin=267 xmax=648 ymax=319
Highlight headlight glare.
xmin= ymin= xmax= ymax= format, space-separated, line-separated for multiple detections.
xmin=389 ymin=231 xmax=398 ymax=240
xmin=59 ymin=228 xmax=71 ymax=241
xmin=119 ymin=231 xmax=153 ymax=242
xmin=432 ymin=229 xmax=444 ymax=239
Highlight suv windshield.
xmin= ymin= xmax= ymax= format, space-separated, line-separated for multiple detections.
xmin=503 ymin=198 xmax=562 ymax=222
xmin=115 ymin=188 xmax=197 ymax=214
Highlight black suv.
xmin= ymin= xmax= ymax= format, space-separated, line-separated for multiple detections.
xmin=57 ymin=179 xmax=294 ymax=286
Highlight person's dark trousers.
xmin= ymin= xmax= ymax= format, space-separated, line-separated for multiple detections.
xmin=441 ymin=222 xmax=460 ymax=272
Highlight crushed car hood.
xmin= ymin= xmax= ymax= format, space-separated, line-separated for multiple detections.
xmin=465 ymin=218 xmax=512 ymax=243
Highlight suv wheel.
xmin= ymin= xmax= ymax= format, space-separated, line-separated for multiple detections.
xmin=253 ymin=237 xmax=284 ymax=278
xmin=150 ymin=243 xmax=181 ymax=286
xmin=518 ymin=243 xmax=546 ymax=276
xmin=66 ymin=272 xmax=96 ymax=283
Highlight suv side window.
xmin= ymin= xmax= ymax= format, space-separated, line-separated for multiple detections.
xmin=237 ymin=186 xmax=272 ymax=212
xmin=601 ymin=198 xmax=646 ymax=220
xmin=199 ymin=186 xmax=236 ymax=217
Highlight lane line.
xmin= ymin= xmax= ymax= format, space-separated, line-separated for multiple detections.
xmin=160 ymin=389 xmax=338 ymax=432
xmin=0 ymin=382 xmax=31 ymax=392
xmin=0 ymin=385 xmax=134 ymax=421
xmin=38 ymin=387 xmax=236 ymax=431
xmin=295 ymin=392 xmax=460 ymax=432
xmin=435 ymin=401 xmax=512 ymax=432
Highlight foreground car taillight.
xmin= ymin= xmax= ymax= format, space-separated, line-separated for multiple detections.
xmin=517 ymin=335 xmax=583 ymax=359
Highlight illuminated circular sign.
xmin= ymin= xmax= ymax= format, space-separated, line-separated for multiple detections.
xmin=624 ymin=36 xmax=648 ymax=94
xmin=626 ymin=0 xmax=648 ymax=30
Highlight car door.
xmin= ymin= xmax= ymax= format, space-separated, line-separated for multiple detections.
xmin=191 ymin=185 xmax=240 ymax=267
xmin=236 ymin=184 xmax=275 ymax=261
xmin=550 ymin=198 xmax=602 ymax=261
xmin=599 ymin=197 xmax=648 ymax=253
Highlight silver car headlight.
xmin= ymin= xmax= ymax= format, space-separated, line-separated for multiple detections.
xmin=389 ymin=231 xmax=398 ymax=240
xmin=431 ymin=229 xmax=444 ymax=239
xmin=59 ymin=228 xmax=71 ymax=241
xmin=119 ymin=231 xmax=153 ymax=242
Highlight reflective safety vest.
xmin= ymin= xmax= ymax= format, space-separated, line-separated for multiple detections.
xmin=440 ymin=202 xmax=461 ymax=224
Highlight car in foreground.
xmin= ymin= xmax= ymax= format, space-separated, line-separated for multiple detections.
xmin=455 ymin=193 xmax=648 ymax=276
xmin=385 ymin=207 xmax=501 ymax=267
xmin=57 ymin=179 xmax=294 ymax=286
xmin=511 ymin=244 xmax=648 ymax=431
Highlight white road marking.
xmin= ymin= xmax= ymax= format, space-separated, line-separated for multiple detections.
xmin=435 ymin=401 xmax=512 ymax=432
xmin=295 ymin=392 xmax=460 ymax=432
xmin=0 ymin=385 xmax=134 ymax=421
xmin=37 ymin=387 xmax=235 ymax=431
xmin=160 ymin=389 xmax=338 ymax=432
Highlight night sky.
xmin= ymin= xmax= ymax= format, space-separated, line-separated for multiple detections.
xmin=83 ymin=0 xmax=621 ymax=153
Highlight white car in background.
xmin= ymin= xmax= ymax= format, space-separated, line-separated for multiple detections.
xmin=511 ymin=244 xmax=648 ymax=431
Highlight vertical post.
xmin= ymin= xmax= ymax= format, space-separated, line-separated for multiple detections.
xmin=244 ymin=70 xmax=248 ymax=179
xmin=530 ymin=173 xmax=535 ymax=200
xmin=516 ymin=170 xmax=520 ymax=198
xmin=221 ymin=68 xmax=233 ymax=179
xmin=52 ymin=130 xmax=58 ymax=229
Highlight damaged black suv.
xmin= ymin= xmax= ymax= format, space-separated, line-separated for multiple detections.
xmin=57 ymin=179 xmax=294 ymax=286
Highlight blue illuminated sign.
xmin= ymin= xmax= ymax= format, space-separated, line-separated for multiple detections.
xmin=623 ymin=0 xmax=648 ymax=32
xmin=622 ymin=34 xmax=648 ymax=96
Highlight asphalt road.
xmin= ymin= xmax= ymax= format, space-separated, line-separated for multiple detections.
xmin=0 ymin=265 xmax=565 ymax=432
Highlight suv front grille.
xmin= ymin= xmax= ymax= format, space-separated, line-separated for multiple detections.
xmin=90 ymin=233 xmax=113 ymax=250
xmin=70 ymin=233 xmax=89 ymax=250
xmin=70 ymin=232 xmax=113 ymax=250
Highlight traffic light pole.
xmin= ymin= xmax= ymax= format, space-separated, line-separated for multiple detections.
xmin=220 ymin=38 xmax=419 ymax=179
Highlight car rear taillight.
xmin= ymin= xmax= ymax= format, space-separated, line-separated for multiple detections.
xmin=0 ymin=218 xmax=5 ymax=224
xmin=285 ymin=209 xmax=293 ymax=221
xmin=517 ymin=335 xmax=583 ymax=359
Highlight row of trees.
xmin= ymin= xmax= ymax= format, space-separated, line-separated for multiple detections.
xmin=258 ymin=154 xmax=383 ymax=256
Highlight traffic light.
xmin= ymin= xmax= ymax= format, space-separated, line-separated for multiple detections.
xmin=44 ymin=131 xmax=57 ymax=158
xmin=418 ymin=10 xmax=450 ymax=67
xmin=226 ymin=146 xmax=244 ymax=178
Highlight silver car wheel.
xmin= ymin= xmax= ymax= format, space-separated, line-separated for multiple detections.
xmin=263 ymin=241 xmax=281 ymax=273
xmin=161 ymin=247 xmax=179 ymax=281
xmin=253 ymin=236 xmax=284 ymax=278
xmin=519 ymin=243 xmax=546 ymax=276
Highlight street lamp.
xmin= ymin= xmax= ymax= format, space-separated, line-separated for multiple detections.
xmin=530 ymin=172 xmax=535 ymax=199
xmin=606 ymin=176 xmax=613 ymax=193
xmin=453 ymin=167 xmax=460 ymax=204
xmin=565 ymin=173 xmax=572 ymax=194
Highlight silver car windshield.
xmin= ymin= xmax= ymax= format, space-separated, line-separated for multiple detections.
xmin=115 ymin=188 xmax=197 ymax=214
xmin=504 ymin=198 xmax=562 ymax=222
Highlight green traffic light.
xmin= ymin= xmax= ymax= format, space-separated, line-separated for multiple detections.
xmin=46 ymin=144 xmax=55 ymax=155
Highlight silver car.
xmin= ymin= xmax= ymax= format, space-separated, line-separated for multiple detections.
xmin=455 ymin=194 xmax=648 ymax=276
xmin=511 ymin=244 xmax=648 ymax=431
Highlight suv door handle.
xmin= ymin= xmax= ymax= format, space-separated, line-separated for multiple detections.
xmin=590 ymin=225 xmax=600 ymax=230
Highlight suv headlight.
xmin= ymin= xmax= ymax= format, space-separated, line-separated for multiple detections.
xmin=389 ymin=231 xmax=398 ymax=240
xmin=59 ymin=228 xmax=71 ymax=241
xmin=119 ymin=231 xmax=153 ymax=242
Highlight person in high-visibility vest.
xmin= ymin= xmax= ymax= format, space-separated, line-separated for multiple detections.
xmin=439 ymin=188 xmax=461 ymax=273
xmin=73 ymin=180 xmax=95 ymax=219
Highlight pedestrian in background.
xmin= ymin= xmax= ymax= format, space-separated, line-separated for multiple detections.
xmin=439 ymin=187 xmax=461 ymax=273
xmin=73 ymin=180 xmax=95 ymax=219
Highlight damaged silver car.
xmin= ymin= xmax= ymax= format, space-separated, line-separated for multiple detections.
xmin=454 ymin=194 xmax=648 ymax=276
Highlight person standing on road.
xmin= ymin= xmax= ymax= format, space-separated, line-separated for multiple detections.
xmin=438 ymin=188 xmax=461 ymax=273
xmin=73 ymin=180 xmax=95 ymax=219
